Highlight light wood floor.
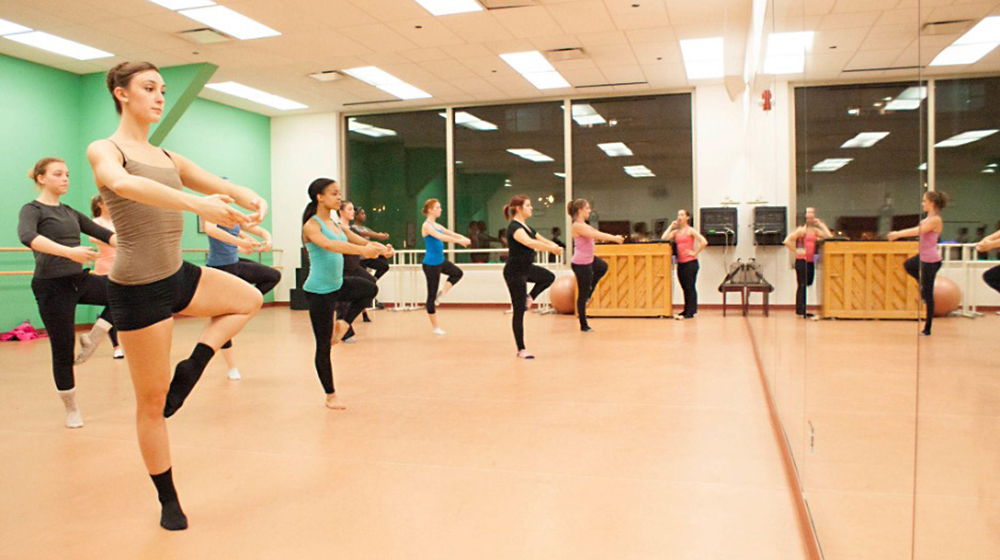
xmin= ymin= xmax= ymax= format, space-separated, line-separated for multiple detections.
xmin=0 ymin=308 xmax=809 ymax=559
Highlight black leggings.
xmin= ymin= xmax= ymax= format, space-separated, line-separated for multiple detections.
xmin=423 ymin=260 xmax=463 ymax=314
xmin=904 ymin=257 xmax=942 ymax=334
xmin=795 ymin=260 xmax=816 ymax=316
xmin=985 ymin=265 xmax=1000 ymax=294
xmin=361 ymin=256 xmax=390 ymax=281
xmin=571 ymin=258 xmax=608 ymax=329
xmin=503 ymin=263 xmax=555 ymax=351
xmin=676 ymin=260 xmax=700 ymax=318
xmin=305 ymin=277 xmax=379 ymax=394
xmin=31 ymin=271 xmax=114 ymax=391
xmin=210 ymin=258 xmax=281 ymax=297
xmin=339 ymin=267 xmax=379 ymax=317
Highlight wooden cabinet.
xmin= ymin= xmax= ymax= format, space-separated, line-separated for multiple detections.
xmin=588 ymin=243 xmax=673 ymax=317
xmin=821 ymin=241 xmax=920 ymax=319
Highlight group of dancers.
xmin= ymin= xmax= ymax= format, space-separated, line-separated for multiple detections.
xmin=13 ymin=61 xmax=1000 ymax=533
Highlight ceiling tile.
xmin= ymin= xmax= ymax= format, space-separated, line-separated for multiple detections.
xmin=459 ymin=55 xmax=516 ymax=77
xmin=421 ymin=59 xmax=479 ymax=80
xmin=546 ymin=1 xmax=618 ymax=34
xmin=451 ymin=76 xmax=506 ymax=95
xmin=830 ymin=0 xmax=899 ymax=13
xmin=858 ymin=24 xmax=918 ymax=51
xmin=845 ymin=48 xmax=905 ymax=70
xmin=602 ymin=65 xmax=647 ymax=83
xmin=631 ymin=41 xmax=681 ymax=65
xmin=813 ymin=27 xmax=869 ymax=53
xmin=346 ymin=0 xmax=430 ymax=22
xmin=493 ymin=6 xmax=566 ymax=39
xmin=402 ymin=47 xmax=454 ymax=63
xmin=484 ymin=38 xmax=538 ymax=55
xmin=438 ymin=12 xmax=514 ymax=43
xmin=587 ymin=43 xmax=641 ymax=69
xmin=611 ymin=11 xmax=673 ymax=30
xmin=626 ymin=27 xmax=676 ymax=44
xmin=577 ymin=31 xmax=630 ymax=47
xmin=386 ymin=18 xmax=466 ymax=48
xmin=560 ymin=67 xmax=609 ymax=85
xmin=358 ymin=52 xmax=413 ymax=67
xmin=818 ymin=11 xmax=881 ymax=30
xmin=445 ymin=43 xmax=497 ymax=59
xmin=530 ymin=35 xmax=585 ymax=52
xmin=339 ymin=23 xmax=419 ymax=53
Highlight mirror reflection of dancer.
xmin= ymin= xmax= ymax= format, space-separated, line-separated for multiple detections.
xmin=421 ymin=199 xmax=470 ymax=335
xmin=977 ymin=228 xmax=1000 ymax=294
xmin=784 ymin=207 xmax=833 ymax=319
xmin=568 ymin=199 xmax=623 ymax=332
xmin=18 ymin=158 xmax=117 ymax=429
xmin=350 ymin=206 xmax=390 ymax=301
xmin=889 ymin=191 xmax=947 ymax=336
xmin=302 ymin=179 xmax=390 ymax=408
xmin=503 ymin=196 xmax=563 ymax=359
xmin=337 ymin=201 xmax=382 ymax=339
xmin=88 ymin=62 xmax=268 ymax=530
xmin=204 ymin=219 xmax=281 ymax=379
xmin=661 ymin=209 xmax=708 ymax=320
xmin=88 ymin=194 xmax=124 ymax=360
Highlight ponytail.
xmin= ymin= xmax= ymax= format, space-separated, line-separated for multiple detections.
xmin=303 ymin=178 xmax=336 ymax=224
xmin=567 ymin=198 xmax=588 ymax=220
xmin=504 ymin=195 xmax=529 ymax=220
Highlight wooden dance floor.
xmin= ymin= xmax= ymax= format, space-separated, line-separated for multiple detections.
xmin=2 ymin=308 xmax=812 ymax=558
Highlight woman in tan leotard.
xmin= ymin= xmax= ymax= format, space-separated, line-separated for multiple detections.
xmin=86 ymin=61 xmax=267 ymax=531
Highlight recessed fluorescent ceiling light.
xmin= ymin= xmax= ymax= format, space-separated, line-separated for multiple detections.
xmin=413 ymin=0 xmax=483 ymax=16
xmin=918 ymin=162 xmax=927 ymax=171
xmin=935 ymin=129 xmax=999 ymax=147
xmin=4 ymin=31 xmax=112 ymax=60
xmin=572 ymin=104 xmax=606 ymax=126
xmin=343 ymin=66 xmax=431 ymax=100
xmin=884 ymin=86 xmax=927 ymax=111
xmin=680 ymin=37 xmax=724 ymax=80
xmin=500 ymin=51 xmax=570 ymax=90
xmin=507 ymin=149 xmax=554 ymax=162
xmin=0 ymin=18 xmax=31 ymax=35
xmin=554 ymin=172 xmax=566 ymax=178
xmin=205 ymin=82 xmax=306 ymax=110
xmin=811 ymin=158 xmax=853 ymax=172
xmin=763 ymin=31 xmax=814 ymax=74
xmin=983 ymin=168 xmax=996 ymax=174
xmin=178 ymin=5 xmax=279 ymax=40
xmin=439 ymin=111 xmax=497 ymax=131
xmin=597 ymin=142 xmax=634 ymax=157
xmin=348 ymin=120 xmax=397 ymax=138
xmin=147 ymin=0 xmax=216 ymax=9
xmin=624 ymin=165 xmax=655 ymax=177
xmin=930 ymin=16 xmax=1000 ymax=66
xmin=840 ymin=132 xmax=890 ymax=149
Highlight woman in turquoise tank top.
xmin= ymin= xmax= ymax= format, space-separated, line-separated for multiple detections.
xmin=302 ymin=179 xmax=393 ymax=409
xmin=420 ymin=198 xmax=471 ymax=335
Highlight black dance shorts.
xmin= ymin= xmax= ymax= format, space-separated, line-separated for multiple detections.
xmin=108 ymin=261 xmax=203 ymax=331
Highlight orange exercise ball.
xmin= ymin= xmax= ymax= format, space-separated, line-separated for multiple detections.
xmin=933 ymin=276 xmax=962 ymax=317
xmin=549 ymin=275 xmax=577 ymax=315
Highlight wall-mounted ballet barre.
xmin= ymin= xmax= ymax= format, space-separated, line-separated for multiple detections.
xmin=0 ymin=247 xmax=285 ymax=277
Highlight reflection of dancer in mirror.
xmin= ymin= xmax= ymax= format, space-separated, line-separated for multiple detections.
xmin=784 ymin=207 xmax=833 ymax=319
xmin=421 ymin=199 xmax=470 ymax=335
xmin=662 ymin=209 xmax=708 ymax=320
xmin=975 ymin=227 xmax=1000 ymax=294
xmin=89 ymin=194 xmax=124 ymax=360
xmin=503 ymin=196 xmax=563 ymax=359
xmin=568 ymin=199 xmax=623 ymax=332
xmin=350 ymin=206 xmax=390 ymax=297
xmin=337 ymin=201 xmax=380 ymax=338
xmin=87 ymin=61 xmax=268 ymax=530
xmin=19 ymin=158 xmax=117 ymax=429
xmin=204 ymin=219 xmax=281 ymax=380
xmin=889 ymin=191 xmax=947 ymax=336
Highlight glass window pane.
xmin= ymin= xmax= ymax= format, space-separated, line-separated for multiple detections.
xmin=454 ymin=102 xmax=565 ymax=263
xmin=571 ymin=95 xmax=693 ymax=241
xmin=346 ymin=111 xmax=446 ymax=250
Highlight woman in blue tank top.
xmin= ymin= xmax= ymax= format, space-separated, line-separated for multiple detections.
xmin=302 ymin=178 xmax=393 ymax=409
xmin=421 ymin=198 xmax=470 ymax=335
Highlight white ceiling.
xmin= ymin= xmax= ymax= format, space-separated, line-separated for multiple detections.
xmin=1 ymin=0 xmax=998 ymax=116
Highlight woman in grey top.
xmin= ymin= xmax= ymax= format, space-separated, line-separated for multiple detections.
xmin=87 ymin=61 xmax=268 ymax=531
xmin=18 ymin=157 xmax=117 ymax=429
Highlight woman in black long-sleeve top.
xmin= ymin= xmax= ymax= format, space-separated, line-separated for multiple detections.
xmin=18 ymin=157 xmax=116 ymax=429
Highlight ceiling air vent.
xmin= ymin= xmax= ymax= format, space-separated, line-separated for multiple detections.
xmin=309 ymin=70 xmax=345 ymax=82
xmin=177 ymin=28 xmax=231 ymax=44
xmin=545 ymin=47 xmax=586 ymax=62
xmin=921 ymin=20 xmax=973 ymax=36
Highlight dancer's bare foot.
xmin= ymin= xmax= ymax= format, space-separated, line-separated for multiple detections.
xmin=516 ymin=350 xmax=535 ymax=359
xmin=525 ymin=296 xmax=534 ymax=310
xmin=331 ymin=320 xmax=350 ymax=345
xmin=325 ymin=394 xmax=346 ymax=409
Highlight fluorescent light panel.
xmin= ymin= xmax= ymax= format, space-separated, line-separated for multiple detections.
xmin=205 ymin=82 xmax=306 ymax=110
xmin=500 ymin=51 xmax=570 ymax=90
xmin=935 ymin=129 xmax=999 ymax=148
xmin=884 ymin=86 xmax=927 ymax=111
xmin=348 ymin=120 xmax=397 ymax=138
xmin=4 ymin=31 xmax=112 ymax=60
xmin=572 ymin=104 xmax=606 ymax=126
xmin=413 ymin=0 xmax=483 ymax=16
xmin=811 ymin=158 xmax=853 ymax=172
xmin=597 ymin=142 xmax=634 ymax=157
xmin=439 ymin=111 xmax=497 ymax=131
xmin=507 ymin=149 xmax=554 ymax=163
xmin=0 ymin=18 xmax=31 ymax=35
xmin=147 ymin=0 xmax=216 ymax=9
xmin=930 ymin=16 xmax=1000 ymax=66
xmin=178 ymin=5 xmax=279 ymax=40
xmin=343 ymin=66 xmax=431 ymax=100
xmin=624 ymin=165 xmax=655 ymax=177
xmin=554 ymin=172 xmax=566 ymax=178
xmin=680 ymin=37 xmax=724 ymax=80
xmin=763 ymin=31 xmax=814 ymax=75
xmin=840 ymin=132 xmax=890 ymax=149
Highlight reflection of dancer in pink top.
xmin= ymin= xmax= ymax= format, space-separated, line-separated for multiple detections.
xmin=88 ymin=195 xmax=123 ymax=359
xmin=568 ymin=199 xmax=624 ymax=332
xmin=662 ymin=209 xmax=708 ymax=320
xmin=784 ymin=207 xmax=832 ymax=319
xmin=889 ymin=191 xmax=947 ymax=336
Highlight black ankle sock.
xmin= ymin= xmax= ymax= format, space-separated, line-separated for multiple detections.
xmin=221 ymin=340 xmax=233 ymax=349
xmin=150 ymin=468 xmax=188 ymax=531
xmin=164 ymin=343 xmax=215 ymax=418
xmin=581 ymin=326 xmax=593 ymax=332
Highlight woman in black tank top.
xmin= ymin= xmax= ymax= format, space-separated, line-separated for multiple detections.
xmin=502 ymin=196 xmax=563 ymax=359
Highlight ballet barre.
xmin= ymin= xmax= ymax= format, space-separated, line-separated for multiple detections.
xmin=0 ymin=248 xmax=284 ymax=277
xmin=938 ymin=242 xmax=996 ymax=319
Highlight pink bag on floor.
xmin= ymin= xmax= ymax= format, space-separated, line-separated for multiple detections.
xmin=0 ymin=321 xmax=47 ymax=341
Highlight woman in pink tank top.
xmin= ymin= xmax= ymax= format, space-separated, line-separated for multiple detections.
xmin=976 ymin=228 xmax=1000 ymax=295
xmin=889 ymin=191 xmax=947 ymax=335
xmin=87 ymin=195 xmax=123 ymax=359
xmin=784 ymin=207 xmax=833 ymax=319
xmin=568 ymin=199 xmax=624 ymax=331
xmin=662 ymin=209 xmax=708 ymax=319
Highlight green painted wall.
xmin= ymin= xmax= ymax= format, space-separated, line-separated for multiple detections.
xmin=0 ymin=54 xmax=272 ymax=331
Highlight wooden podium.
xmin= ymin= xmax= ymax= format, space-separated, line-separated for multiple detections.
xmin=820 ymin=241 xmax=921 ymax=319
xmin=587 ymin=243 xmax=672 ymax=317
